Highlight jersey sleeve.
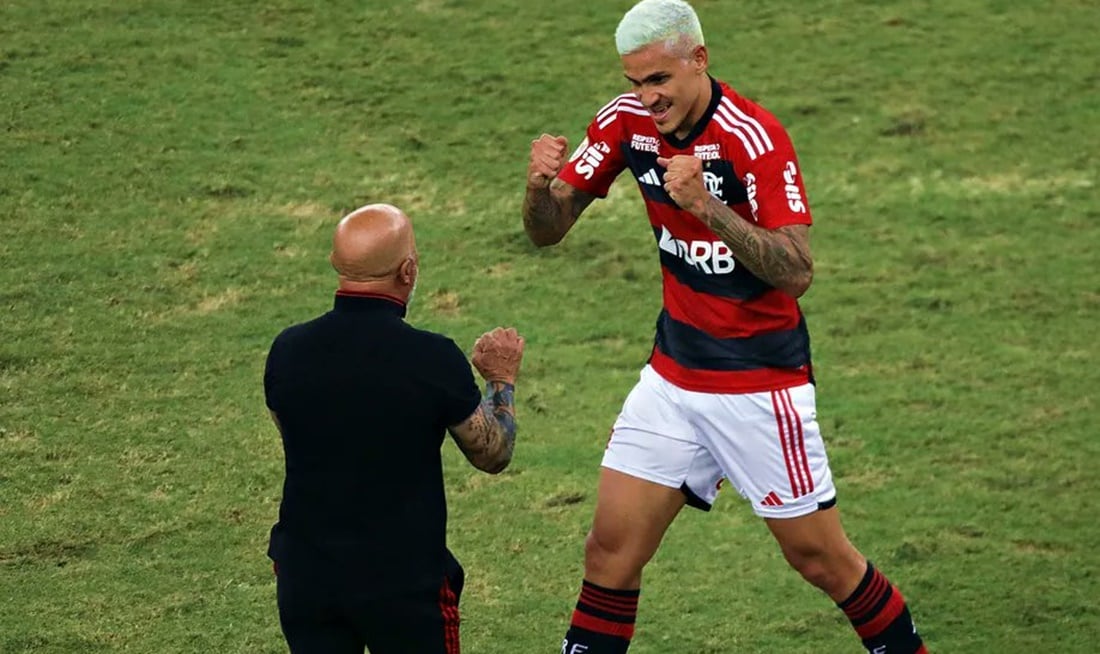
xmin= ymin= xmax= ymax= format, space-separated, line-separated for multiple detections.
xmin=263 ymin=331 xmax=287 ymax=413
xmin=739 ymin=125 xmax=813 ymax=230
xmin=556 ymin=98 xmax=630 ymax=198
xmin=431 ymin=337 xmax=482 ymax=428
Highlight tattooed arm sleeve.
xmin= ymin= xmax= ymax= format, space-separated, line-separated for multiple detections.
xmin=698 ymin=195 xmax=814 ymax=298
xmin=523 ymin=178 xmax=597 ymax=247
xmin=447 ymin=381 xmax=516 ymax=474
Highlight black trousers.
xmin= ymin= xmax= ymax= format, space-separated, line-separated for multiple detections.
xmin=275 ymin=557 xmax=464 ymax=654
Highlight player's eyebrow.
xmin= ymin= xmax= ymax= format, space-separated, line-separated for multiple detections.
xmin=624 ymin=71 xmax=670 ymax=86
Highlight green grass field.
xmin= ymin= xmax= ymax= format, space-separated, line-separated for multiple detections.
xmin=2 ymin=0 xmax=1098 ymax=651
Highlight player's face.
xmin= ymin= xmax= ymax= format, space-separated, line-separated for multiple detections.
xmin=621 ymin=41 xmax=709 ymax=139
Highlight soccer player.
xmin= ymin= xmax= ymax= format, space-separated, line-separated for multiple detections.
xmin=264 ymin=203 xmax=525 ymax=653
xmin=522 ymin=1 xmax=928 ymax=652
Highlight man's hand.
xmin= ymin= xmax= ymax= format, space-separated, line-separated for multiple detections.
xmin=472 ymin=327 xmax=525 ymax=384
xmin=657 ymin=155 xmax=710 ymax=216
xmin=527 ymin=134 xmax=569 ymax=190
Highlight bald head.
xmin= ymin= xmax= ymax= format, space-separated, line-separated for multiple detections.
xmin=330 ymin=204 xmax=418 ymax=295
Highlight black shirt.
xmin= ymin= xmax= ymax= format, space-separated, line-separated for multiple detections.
xmin=264 ymin=291 xmax=481 ymax=596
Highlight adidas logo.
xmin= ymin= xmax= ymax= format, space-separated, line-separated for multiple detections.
xmin=760 ymin=491 xmax=784 ymax=507
xmin=637 ymin=168 xmax=662 ymax=186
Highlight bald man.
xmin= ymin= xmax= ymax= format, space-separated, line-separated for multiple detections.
xmin=264 ymin=204 xmax=525 ymax=654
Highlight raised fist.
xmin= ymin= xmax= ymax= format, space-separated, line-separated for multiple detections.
xmin=472 ymin=327 xmax=525 ymax=385
xmin=657 ymin=155 xmax=709 ymax=216
xmin=527 ymin=134 xmax=569 ymax=189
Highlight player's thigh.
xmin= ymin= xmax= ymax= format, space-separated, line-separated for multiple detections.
xmin=589 ymin=467 xmax=687 ymax=561
xmin=690 ymin=383 xmax=837 ymax=518
xmin=765 ymin=507 xmax=866 ymax=599
xmin=765 ymin=505 xmax=858 ymax=557
xmin=603 ymin=365 xmax=725 ymax=509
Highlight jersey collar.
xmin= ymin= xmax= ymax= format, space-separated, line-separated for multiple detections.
xmin=333 ymin=290 xmax=407 ymax=318
xmin=662 ymin=76 xmax=723 ymax=150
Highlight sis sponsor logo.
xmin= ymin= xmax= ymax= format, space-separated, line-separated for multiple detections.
xmin=570 ymin=138 xmax=612 ymax=180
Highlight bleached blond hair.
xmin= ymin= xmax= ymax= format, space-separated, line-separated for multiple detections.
xmin=614 ymin=0 xmax=705 ymax=56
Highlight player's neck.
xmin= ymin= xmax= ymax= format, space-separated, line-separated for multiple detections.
xmin=673 ymin=77 xmax=713 ymax=141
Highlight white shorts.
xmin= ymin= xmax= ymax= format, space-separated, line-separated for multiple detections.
xmin=602 ymin=365 xmax=837 ymax=519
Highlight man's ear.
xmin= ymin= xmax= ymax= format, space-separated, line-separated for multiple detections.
xmin=398 ymin=255 xmax=418 ymax=285
xmin=693 ymin=45 xmax=708 ymax=74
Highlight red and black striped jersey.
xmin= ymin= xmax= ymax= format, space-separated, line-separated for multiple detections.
xmin=557 ymin=77 xmax=814 ymax=393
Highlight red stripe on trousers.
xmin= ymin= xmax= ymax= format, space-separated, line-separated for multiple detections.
xmin=438 ymin=578 xmax=461 ymax=654
xmin=771 ymin=391 xmax=801 ymax=497
xmin=782 ymin=389 xmax=814 ymax=494
xmin=571 ymin=609 xmax=636 ymax=639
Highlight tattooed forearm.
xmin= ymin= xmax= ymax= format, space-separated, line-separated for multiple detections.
xmin=699 ymin=195 xmax=814 ymax=297
xmin=523 ymin=179 xmax=592 ymax=247
xmin=523 ymin=184 xmax=568 ymax=246
xmin=449 ymin=382 xmax=517 ymax=474
xmin=485 ymin=380 xmax=516 ymax=443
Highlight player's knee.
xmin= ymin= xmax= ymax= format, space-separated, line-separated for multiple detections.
xmin=583 ymin=529 xmax=643 ymax=585
xmin=788 ymin=554 xmax=835 ymax=591
xmin=583 ymin=528 xmax=618 ymax=567
xmin=783 ymin=546 xmax=861 ymax=596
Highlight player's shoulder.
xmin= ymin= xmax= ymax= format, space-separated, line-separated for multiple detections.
xmin=710 ymin=80 xmax=793 ymax=162
xmin=714 ymin=81 xmax=787 ymax=129
xmin=590 ymin=92 xmax=649 ymax=130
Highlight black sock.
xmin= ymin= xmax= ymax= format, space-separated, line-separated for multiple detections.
xmin=838 ymin=562 xmax=927 ymax=654
xmin=561 ymin=580 xmax=639 ymax=654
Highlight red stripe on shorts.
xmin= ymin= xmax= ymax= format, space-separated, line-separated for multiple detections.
xmin=782 ymin=389 xmax=814 ymax=495
xmin=771 ymin=391 xmax=803 ymax=498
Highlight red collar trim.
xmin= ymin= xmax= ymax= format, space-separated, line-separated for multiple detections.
xmin=334 ymin=290 xmax=407 ymax=307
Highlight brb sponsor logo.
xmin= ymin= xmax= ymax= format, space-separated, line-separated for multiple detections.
xmin=571 ymin=138 xmax=612 ymax=180
xmin=658 ymin=225 xmax=735 ymax=274
xmin=630 ymin=133 xmax=659 ymax=153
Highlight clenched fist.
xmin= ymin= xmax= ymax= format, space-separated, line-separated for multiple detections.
xmin=657 ymin=155 xmax=710 ymax=216
xmin=472 ymin=327 xmax=525 ymax=385
xmin=527 ymin=134 xmax=569 ymax=190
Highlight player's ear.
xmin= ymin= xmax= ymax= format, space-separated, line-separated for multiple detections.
xmin=692 ymin=45 xmax=708 ymax=74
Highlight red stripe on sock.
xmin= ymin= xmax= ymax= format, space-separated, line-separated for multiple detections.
xmin=580 ymin=590 xmax=639 ymax=613
xmin=581 ymin=596 xmax=638 ymax=616
xmin=855 ymin=586 xmax=906 ymax=640
xmin=571 ymin=609 xmax=636 ymax=639
xmin=580 ymin=586 xmax=639 ymax=612
xmin=582 ymin=584 xmax=640 ymax=601
xmin=844 ymin=571 xmax=888 ymax=620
